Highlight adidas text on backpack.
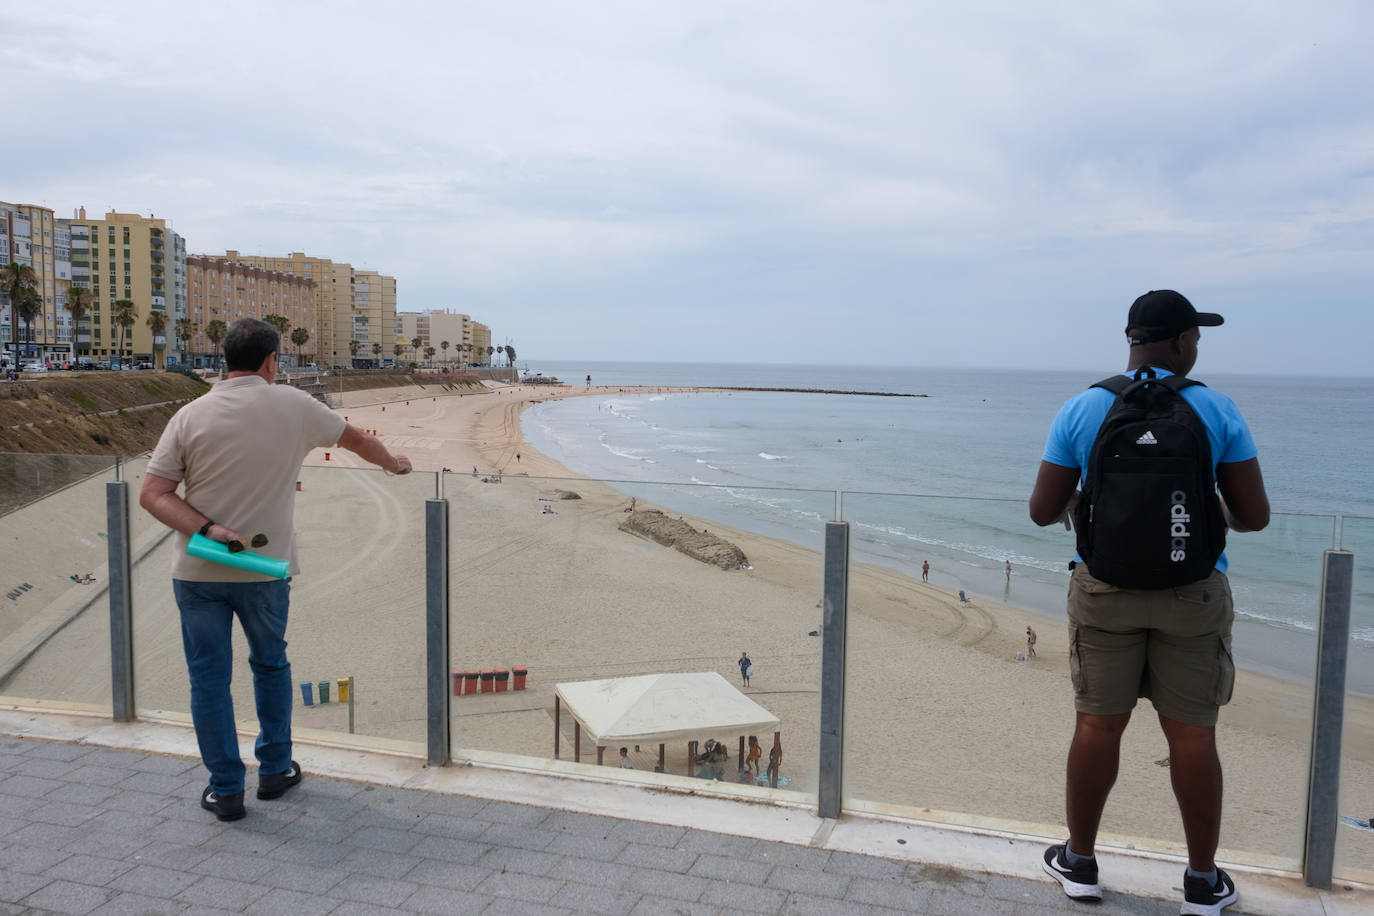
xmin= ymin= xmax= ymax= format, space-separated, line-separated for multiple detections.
xmin=1072 ymin=368 xmax=1227 ymax=588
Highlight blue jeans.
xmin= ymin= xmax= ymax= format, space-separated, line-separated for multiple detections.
xmin=173 ymin=579 xmax=293 ymax=796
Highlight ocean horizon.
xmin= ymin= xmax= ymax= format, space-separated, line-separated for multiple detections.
xmin=520 ymin=360 xmax=1373 ymax=696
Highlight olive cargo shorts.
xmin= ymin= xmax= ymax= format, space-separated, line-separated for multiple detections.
xmin=1066 ymin=566 xmax=1235 ymax=726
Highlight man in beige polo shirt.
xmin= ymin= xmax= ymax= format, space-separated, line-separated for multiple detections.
xmin=141 ymin=318 xmax=411 ymax=822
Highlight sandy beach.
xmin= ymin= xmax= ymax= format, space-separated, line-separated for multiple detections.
xmin=2 ymin=378 xmax=1372 ymax=880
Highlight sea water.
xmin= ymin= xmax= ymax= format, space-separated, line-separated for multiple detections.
xmin=522 ymin=361 xmax=1374 ymax=694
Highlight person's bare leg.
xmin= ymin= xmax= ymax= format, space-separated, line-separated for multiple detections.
xmin=1065 ymin=711 xmax=1132 ymax=856
xmin=1158 ymin=714 xmax=1223 ymax=871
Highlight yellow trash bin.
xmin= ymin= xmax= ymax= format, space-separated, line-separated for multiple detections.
xmin=336 ymin=677 xmax=351 ymax=703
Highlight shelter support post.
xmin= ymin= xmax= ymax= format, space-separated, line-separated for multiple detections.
xmin=738 ymin=736 xmax=745 ymax=772
xmin=554 ymin=695 xmax=560 ymax=759
xmin=687 ymin=741 xmax=696 ymax=778
xmin=425 ymin=498 xmax=450 ymax=766
xmin=658 ymin=744 xmax=665 ymax=773
xmin=106 ymin=479 xmax=134 ymax=722
xmin=597 ymin=746 xmax=605 ymax=766
xmin=574 ymin=722 xmax=581 ymax=762
xmin=1304 ymin=548 xmax=1354 ymax=889
xmin=817 ymin=521 xmax=849 ymax=817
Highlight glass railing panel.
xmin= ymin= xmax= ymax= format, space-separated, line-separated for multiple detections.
xmin=445 ymin=471 xmax=830 ymax=804
xmin=0 ymin=453 xmax=126 ymax=709
xmin=1335 ymin=515 xmax=1374 ymax=885
xmin=837 ymin=493 xmax=1332 ymax=872
xmin=129 ymin=463 xmax=431 ymax=757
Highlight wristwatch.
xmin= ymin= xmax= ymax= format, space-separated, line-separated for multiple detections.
xmin=198 ymin=520 xmax=214 ymax=537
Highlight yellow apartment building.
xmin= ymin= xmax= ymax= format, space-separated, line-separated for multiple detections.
xmin=351 ymin=269 xmax=397 ymax=366
xmin=471 ymin=321 xmax=492 ymax=365
xmin=186 ymin=256 xmax=318 ymax=367
xmin=56 ymin=209 xmax=188 ymax=366
xmin=2 ymin=201 xmax=71 ymax=365
xmin=396 ymin=308 xmax=473 ymax=367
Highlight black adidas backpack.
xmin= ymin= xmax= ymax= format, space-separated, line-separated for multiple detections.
xmin=1072 ymin=368 xmax=1227 ymax=589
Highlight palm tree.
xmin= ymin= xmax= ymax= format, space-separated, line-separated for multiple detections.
xmin=487 ymin=345 xmax=494 ymax=365
xmin=410 ymin=336 xmax=422 ymax=364
xmin=112 ymin=299 xmax=137 ymax=366
xmin=66 ymin=285 xmax=93 ymax=364
xmin=2 ymin=262 xmax=37 ymax=360
xmin=13 ymin=288 xmax=42 ymax=363
xmin=424 ymin=346 xmax=436 ymax=364
xmin=175 ymin=318 xmax=194 ymax=365
xmin=393 ymin=343 xmax=404 ymax=364
xmin=349 ymin=339 xmax=361 ymax=367
xmin=206 ymin=319 xmax=228 ymax=370
xmin=371 ymin=342 xmax=382 ymax=367
xmin=504 ymin=344 xmax=516 ymax=367
xmin=264 ymin=314 xmax=291 ymax=356
xmin=145 ymin=310 xmax=169 ymax=369
xmin=440 ymin=340 xmax=450 ymax=369
xmin=290 ymin=327 xmax=310 ymax=364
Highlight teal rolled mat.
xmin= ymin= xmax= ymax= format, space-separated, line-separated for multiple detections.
xmin=187 ymin=533 xmax=289 ymax=579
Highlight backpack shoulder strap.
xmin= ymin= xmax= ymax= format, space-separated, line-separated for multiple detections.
xmin=1089 ymin=374 xmax=1132 ymax=396
xmin=1158 ymin=374 xmax=1206 ymax=393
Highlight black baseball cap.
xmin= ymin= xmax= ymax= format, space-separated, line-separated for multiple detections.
xmin=1125 ymin=290 xmax=1223 ymax=345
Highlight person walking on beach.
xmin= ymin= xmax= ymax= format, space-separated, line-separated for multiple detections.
xmin=1005 ymin=559 xmax=1012 ymax=581
xmin=739 ymin=652 xmax=752 ymax=686
xmin=747 ymin=735 xmax=762 ymax=776
xmin=1025 ymin=626 xmax=1037 ymax=659
xmin=141 ymin=318 xmax=413 ymax=822
xmin=1029 ymin=290 xmax=1269 ymax=914
xmin=921 ymin=560 xmax=929 ymax=582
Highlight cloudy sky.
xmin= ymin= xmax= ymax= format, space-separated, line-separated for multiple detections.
xmin=5 ymin=2 xmax=1371 ymax=374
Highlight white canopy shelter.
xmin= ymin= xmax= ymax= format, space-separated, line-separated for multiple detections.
xmin=554 ymin=672 xmax=779 ymax=745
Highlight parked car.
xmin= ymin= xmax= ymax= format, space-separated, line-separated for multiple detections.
xmin=21 ymin=363 xmax=47 ymax=373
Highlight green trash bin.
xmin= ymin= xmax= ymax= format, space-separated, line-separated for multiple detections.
xmin=318 ymin=680 xmax=330 ymax=703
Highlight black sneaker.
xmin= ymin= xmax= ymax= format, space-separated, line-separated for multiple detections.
xmin=257 ymin=760 xmax=302 ymax=800
xmin=201 ymin=786 xmax=245 ymax=821
xmin=1042 ymin=843 xmax=1101 ymax=901
xmin=1181 ymin=867 xmax=1238 ymax=915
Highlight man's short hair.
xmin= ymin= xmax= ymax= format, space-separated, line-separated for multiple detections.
xmin=223 ymin=318 xmax=279 ymax=372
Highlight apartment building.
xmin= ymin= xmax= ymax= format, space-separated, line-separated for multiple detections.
xmin=57 ymin=209 xmax=187 ymax=365
xmin=395 ymin=308 xmax=473 ymax=366
xmin=352 ymin=269 xmax=396 ymax=365
xmin=2 ymin=201 xmax=71 ymax=364
xmin=186 ymin=256 xmax=318 ymax=367
xmin=471 ymin=321 xmax=492 ymax=365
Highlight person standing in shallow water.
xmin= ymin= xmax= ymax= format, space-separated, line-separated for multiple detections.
xmin=738 ymin=652 xmax=751 ymax=686
xmin=1029 ymin=290 xmax=1269 ymax=914
xmin=921 ymin=560 xmax=929 ymax=582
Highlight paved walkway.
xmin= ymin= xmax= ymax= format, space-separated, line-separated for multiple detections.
xmin=0 ymin=715 xmax=1365 ymax=915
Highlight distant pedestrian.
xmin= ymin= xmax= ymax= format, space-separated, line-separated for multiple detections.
xmin=1026 ymin=626 xmax=1037 ymax=658
xmin=619 ymin=747 xmax=633 ymax=769
xmin=747 ymin=736 xmax=762 ymax=776
xmin=921 ymin=560 xmax=929 ymax=582
xmin=738 ymin=652 xmax=752 ymax=686
xmin=1006 ymin=560 xmax=1013 ymax=581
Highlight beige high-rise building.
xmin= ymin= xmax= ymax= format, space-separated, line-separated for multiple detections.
xmin=471 ymin=321 xmax=492 ymax=365
xmin=396 ymin=308 xmax=473 ymax=367
xmin=2 ymin=201 xmax=72 ymax=364
xmin=55 ymin=209 xmax=187 ymax=366
xmin=186 ymin=256 xmax=317 ymax=367
xmin=222 ymin=251 xmax=396 ymax=367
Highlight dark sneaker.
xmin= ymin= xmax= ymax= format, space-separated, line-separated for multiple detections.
xmin=1042 ymin=843 xmax=1102 ymax=901
xmin=257 ymin=760 xmax=302 ymax=800
xmin=201 ymin=786 xmax=245 ymax=821
xmin=1181 ymin=867 xmax=1238 ymax=915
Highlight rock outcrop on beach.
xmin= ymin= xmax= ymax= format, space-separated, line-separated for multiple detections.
xmin=619 ymin=509 xmax=749 ymax=570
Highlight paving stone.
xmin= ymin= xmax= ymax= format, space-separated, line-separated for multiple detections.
xmin=606 ymin=820 xmax=687 ymax=848
xmin=700 ymin=879 xmax=788 ymax=914
xmin=175 ymin=875 xmax=269 ymax=910
xmin=628 ymin=896 xmax=717 ymax=916
xmin=13 ymin=757 xmax=84 ymax=780
xmin=546 ymin=856 xmax=635 ymax=890
xmin=845 ymin=874 xmax=935 ymax=910
xmin=243 ymin=887 xmax=341 ymax=916
xmin=622 ymin=867 xmax=711 ymax=902
xmin=43 ymin=783 xmax=120 ymax=807
xmin=398 ymin=884 xmax=493 ymax=915
xmin=87 ymin=890 xmax=187 ymax=915
xmin=27 ymin=800 xmax=105 ymax=828
xmin=42 ymin=854 xmax=135 ymax=887
xmin=541 ymin=810 xmax=621 ymax=838
xmin=331 ymin=874 xmax=422 ymax=907
xmin=200 ymin=827 xmax=285 ymax=856
xmin=271 ymin=836 xmax=353 ymax=868
xmin=335 ymin=847 xmax=420 ymax=880
xmin=124 ymin=755 xmax=199 ymax=775
xmin=546 ymin=832 xmax=626 ymax=863
xmin=327 ymin=903 xmax=410 ymax=916
xmin=82 ymin=809 xmax=166 ymax=836
xmin=473 ymin=870 xmax=565 ymax=904
xmin=186 ymin=850 xmax=275 ymax=883
xmin=475 ymin=800 xmax=550 ymax=827
xmin=765 ymin=865 xmax=851 ymax=898
xmin=478 ymin=822 xmax=557 ymax=852
xmin=615 ymin=843 xmax=700 ymax=875
xmin=108 ymin=864 xmax=202 ymax=899
xmin=125 ymin=840 xmax=215 ymax=872
xmin=258 ymin=862 xmax=350 ymax=895
xmin=474 ymin=846 xmax=561 ymax=877
xmin=923 ymin=885 xmax=1016 ymax=915
xmin=688 ymin=853 xmax=772 ymax=886
xmin=473 ymin=898 xmax=571 ymax=916
xmin=0 ymin=792 xmax=45 ymax=817
xmin=64 ymin=765 xmax=140 ymax=788
xmin=406 ymin=835 xmax=490 ymax=865
xmin=547 ymin=880 xmax=641 ymax=916
xmin=348 ymin=825 xmax=423 ymax=855
xmin=677 ymin=829 xmax=759 ymax=859
xmin=0 ymin=868 xmax=51 ymax=905
xmin=401 ymin=859 xmax=491 ymax=892
xmin=405 ymin=792 xmax=487 ymax=819
xmin=4 ymin=842 xmax=71 ymax=874
xmin=20 ymin=878 xmax=111 ymax=915
xmin=824 ymin=851 xmax=906 ymax=881
xmin=0 ymin=773 xmax=66 ymax=797
xmin=410 ymin=812 xmax=489 ymax=840
xmin=119 ymin=771 xmax=198 ymax=796
xmin=21 ymin=742 xmax=92 ymax=762
xmin=779 ymin=891 xmax=857 ymax=916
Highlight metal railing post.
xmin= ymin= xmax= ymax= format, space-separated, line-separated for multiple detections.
xmin=106 ymin=479 xmax=134 ymax=721
xmin=817 ymin=521 xmax=849 ymax=819
xmin=425 ymin=496 xmax=450 ymax=766
xmin=1304 ymin=548 xmax=1354 ymax=888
